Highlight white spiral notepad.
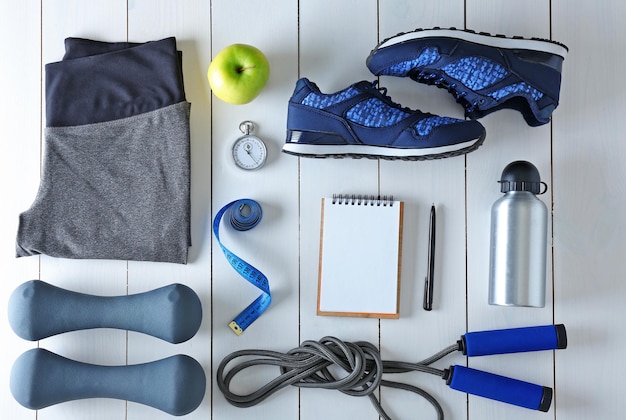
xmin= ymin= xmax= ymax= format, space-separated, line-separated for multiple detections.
xmin=317 ymin=195 xmax=404 ymax=318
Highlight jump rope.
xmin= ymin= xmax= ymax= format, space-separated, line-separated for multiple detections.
xmin=217 ymin=324 xmax=567 ymax=419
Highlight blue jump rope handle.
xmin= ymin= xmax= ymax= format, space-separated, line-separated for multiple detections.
xmin=445 ymin=365 xmax=552 ymax=412
xmin=446 ymin=324 xmax=567 ymax=411
xmin=8 ymin=280 xmax=202 ymax=344
xmin=460 ymin=324 xmax=567 ymax=356
xmin=11 ymin=348 xmax=206 ymax=416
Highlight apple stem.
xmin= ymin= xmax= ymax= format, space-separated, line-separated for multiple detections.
xmin=237 ymin=65 xmax=256 ymax=73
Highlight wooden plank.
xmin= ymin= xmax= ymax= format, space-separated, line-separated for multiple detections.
xmin=210 ymin=1 xmax=300 ymax=420
xmin=297 ymin=1 xmax=380 ymax=419
xmin=375 ymin=3 xmax=470 ymax=420
xmin=552 ymin=1 xmax=626 ymax=419
xmin=465 ymin=1 xmax=556 ymax=419
xmin=1 ymin=2 xmax=43 ymax=420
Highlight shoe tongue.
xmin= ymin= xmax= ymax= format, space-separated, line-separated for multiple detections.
xmin=354 ymin=80 xmax=376 ymax=91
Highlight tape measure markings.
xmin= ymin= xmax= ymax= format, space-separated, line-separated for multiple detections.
xmin=213 ymin=199 xmax=271 ymax=335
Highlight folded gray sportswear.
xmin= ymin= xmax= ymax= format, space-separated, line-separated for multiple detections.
xmin=16 ymin=37 xmax=191 ymax=264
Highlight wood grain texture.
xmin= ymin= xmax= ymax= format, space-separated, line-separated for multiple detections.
xmin=1 ymin=0 xmax=624 ymax=419
xmin=210 ymin=1 xmax=300 ymax=420
xmin=1 ymin=4 xmax=42 ymax=420
xmin=297 ymin=2 xmax=380 ymax=418
xmin=375 ymin=2 xmax=468 ymax=419
xmin=553 ymin=1 xmax=626 ymax=418
xmin=465 ymin=1 xmax=556 ymax=419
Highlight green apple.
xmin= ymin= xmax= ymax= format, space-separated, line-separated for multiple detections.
xmin=207 ymin=44 xmax=270 ymax=105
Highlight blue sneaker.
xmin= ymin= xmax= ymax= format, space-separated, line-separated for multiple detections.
xmin=282 ymin=78 xmax=485 ymax=160
xmin=366 ymin=28 xmax=568 ymax=126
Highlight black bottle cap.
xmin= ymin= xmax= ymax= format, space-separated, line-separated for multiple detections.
xmin=498 ymin=160 xmax=547 ymax=194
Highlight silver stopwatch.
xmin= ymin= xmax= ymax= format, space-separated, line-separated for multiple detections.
xmin=232 ymin=121 xmax=267 ymax=170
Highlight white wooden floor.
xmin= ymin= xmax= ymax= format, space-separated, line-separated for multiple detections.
xmin=2 ymin=1 xmax=625 ymax=419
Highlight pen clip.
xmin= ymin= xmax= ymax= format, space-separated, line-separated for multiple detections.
xmin=423 ymin=276 xmax=432 ymax=311
xmin=423 ymin=204 xmax=436 ymax=311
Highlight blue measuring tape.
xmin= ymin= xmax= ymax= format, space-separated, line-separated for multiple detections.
xmin=212 ymin=199 xmax=271 ymax=335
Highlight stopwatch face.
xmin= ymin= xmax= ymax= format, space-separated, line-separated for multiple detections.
xmin=232 ymin=135 xmax=267 ymax=170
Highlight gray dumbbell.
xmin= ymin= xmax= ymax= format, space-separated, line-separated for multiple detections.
xmin=11 ymin=348 xmax=206 ymax=415
xmin=9 ymin=280 xmax=202 ymax=343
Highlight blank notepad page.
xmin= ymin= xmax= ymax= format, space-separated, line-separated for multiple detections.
xmin=317 ymin=196 xmax=404 ymax=318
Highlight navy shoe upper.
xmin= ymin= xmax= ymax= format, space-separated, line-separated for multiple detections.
xmin=287 ymin=78 xmax=485 ymax=150
xmin=367 ymin=30 xmax=567 ymax=126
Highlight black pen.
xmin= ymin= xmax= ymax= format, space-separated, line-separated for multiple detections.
xmin=423 ymin=204 xmax=436 ymax=311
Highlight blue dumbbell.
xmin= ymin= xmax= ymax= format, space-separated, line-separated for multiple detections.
xmin=9 ymin=280 xmax=202 ymax=343
xmin=11 ymin=348 xmax=206 ymax=416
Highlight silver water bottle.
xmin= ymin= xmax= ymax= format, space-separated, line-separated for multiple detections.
xmin=488 ymin=161 xmax=548 ymax=307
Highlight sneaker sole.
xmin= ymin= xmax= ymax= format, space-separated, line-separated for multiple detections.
xmin=374 ymin=27 xmax=568 ymax=59
xmin=282 ymin=130 xmax=485 ymax=161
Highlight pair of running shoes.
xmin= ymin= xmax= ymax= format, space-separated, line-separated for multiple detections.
xmin=282 ymin=28 xmax=568 ymax=160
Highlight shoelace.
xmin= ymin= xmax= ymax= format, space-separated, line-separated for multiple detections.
xmin=410 ymin=70 xmax=484 ymax=114
xmin=367 ymin=80 xmax=426 ymax=115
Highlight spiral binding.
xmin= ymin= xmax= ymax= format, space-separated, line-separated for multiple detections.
xmin=331 ymin=194 xmax=395 ymax=206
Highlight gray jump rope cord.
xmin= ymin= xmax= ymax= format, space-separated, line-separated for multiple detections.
xmin=217 ymin=336 xmax=460 ymax=420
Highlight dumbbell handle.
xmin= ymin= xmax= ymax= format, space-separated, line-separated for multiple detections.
xmin=459 ymin=324 xmax=567 ymax=356
xmin=444 ymin=365 xmax=552 ymax=412
xmin=11 ymin=348 xmax=206 ymax=416
xmin=9 ymin=280 xmax=202 ymax=343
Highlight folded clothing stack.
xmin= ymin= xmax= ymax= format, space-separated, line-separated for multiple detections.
xmin=16 ymin=37 xmax=191 ymax=264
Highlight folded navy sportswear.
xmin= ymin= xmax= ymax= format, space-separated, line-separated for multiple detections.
xmin=16 ymin=37 xmax=191 ymax=264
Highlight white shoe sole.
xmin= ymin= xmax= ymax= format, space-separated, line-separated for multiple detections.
xmin=377 ymin=28 xmax=568 ymax=59
xmin=281 ymin=136 xmax=484 ymax=160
